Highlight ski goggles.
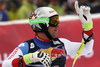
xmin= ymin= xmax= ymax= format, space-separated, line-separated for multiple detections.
xmin=29 ymin=15 xmax=59 ymax=27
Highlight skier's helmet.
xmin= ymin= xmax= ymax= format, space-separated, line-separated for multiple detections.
xmin=29 ymin=7 xmax=59 ymax=40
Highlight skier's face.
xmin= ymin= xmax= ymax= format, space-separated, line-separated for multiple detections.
xmin=48 ymin=23 xmax=60 ymax=38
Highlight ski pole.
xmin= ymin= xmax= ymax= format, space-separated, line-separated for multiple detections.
xmin=71 ymin=41 xmax=85 ymax=67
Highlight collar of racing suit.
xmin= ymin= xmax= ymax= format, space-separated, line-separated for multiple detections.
xmin=35 ymin=34 xmax=50 ymax=42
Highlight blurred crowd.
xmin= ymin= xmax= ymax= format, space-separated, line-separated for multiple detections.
xmin=0 ymin=0 xmax=100 ymax=21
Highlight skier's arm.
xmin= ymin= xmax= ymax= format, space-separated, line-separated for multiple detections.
xmin=2 ymin=42 xmax=52 ymax=67
xmin=59 ymin=1 xmax=94 ymax=56
xmin=2 ymin=42 xmax=29 ymax=67
xmin=60 ymin=30 xmax=94 ymax=56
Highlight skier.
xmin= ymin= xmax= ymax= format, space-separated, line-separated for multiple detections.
xmin=2 ymin=1 xmax=94 ymax=67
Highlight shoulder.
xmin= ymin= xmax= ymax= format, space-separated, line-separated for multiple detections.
xmin=17 ymin=42 xmax=29 ymax=48
xmin=58 ymin=38 xmax=72 ymax=45
xmin=17 ymin=42 xmax=29 ymax=55
xmin=59 ymin=38 xmax=71 ymax=43
xmin=17 ymin=39 xmax=34 ymax=48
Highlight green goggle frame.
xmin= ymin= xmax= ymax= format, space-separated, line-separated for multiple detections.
xmin=29 ymin=15 xmax=59 ymax=27
xmin=29 ymin=18 xmax=49 ymax=25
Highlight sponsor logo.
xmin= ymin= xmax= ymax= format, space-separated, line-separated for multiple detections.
xmin=49 ymin=10 xmax=55 ymax=13
xmin=8 ymin=48 xmax=19 ymax=60
xmin=30 ymin=19 xmax=48 ymax=23
xmin=31 ymin=14 xmax=36 ymax=19
xmin=30 ymin=43 xmax=35 ymax=49
xmin=51 ymin=48 xmax=66 ymax=58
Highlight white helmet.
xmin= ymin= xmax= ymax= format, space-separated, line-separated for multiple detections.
xmin=29 ymin=7 xmax=59 ymax=40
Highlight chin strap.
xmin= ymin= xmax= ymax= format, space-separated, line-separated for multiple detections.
xmin=44 ymin=30 xmax=54 ymax=40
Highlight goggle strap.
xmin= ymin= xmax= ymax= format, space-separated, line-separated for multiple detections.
xmin=29 ymin=18 xmax=50 ymax=25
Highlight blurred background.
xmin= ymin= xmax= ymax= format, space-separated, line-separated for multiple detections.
xmin=0 ymin=0 xmax=100 ymax=67
xmin=0 ymin=0 xmax=100 ymax=21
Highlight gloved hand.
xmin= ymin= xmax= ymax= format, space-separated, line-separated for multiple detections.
xmin=74 ymin=1 xmax=93 ymax=31
xmin=23 ymin=51 xmax=52 ymax=67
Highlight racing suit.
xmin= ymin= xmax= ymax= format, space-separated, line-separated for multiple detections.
xmin=2 ymin=29 xmax=94 ymax=67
